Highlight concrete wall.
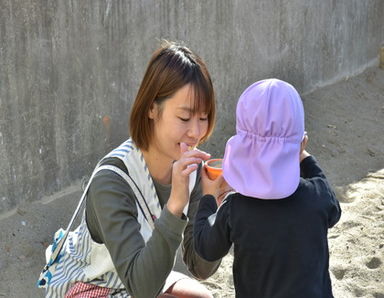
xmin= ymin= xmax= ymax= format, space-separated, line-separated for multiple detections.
xmin=1 ymin=0 xmax=383 ymax=214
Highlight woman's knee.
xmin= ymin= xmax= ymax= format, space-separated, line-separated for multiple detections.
xmin=164 ymin=277 xmax=213 ymax=298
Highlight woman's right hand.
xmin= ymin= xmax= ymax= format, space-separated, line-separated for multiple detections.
xmin=167 ymin=143 xmax=211 ymax=217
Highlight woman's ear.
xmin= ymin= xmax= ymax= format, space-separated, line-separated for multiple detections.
xmin=148 ymin=103 xmax=157 ymax=120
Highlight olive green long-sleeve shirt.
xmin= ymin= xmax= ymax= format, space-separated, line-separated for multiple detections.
xmin=85 ymin=157 xmax=220 ymax=298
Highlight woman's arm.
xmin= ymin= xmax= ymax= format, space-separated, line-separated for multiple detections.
xmin=87 ymin=169 xmax=186 ymax=298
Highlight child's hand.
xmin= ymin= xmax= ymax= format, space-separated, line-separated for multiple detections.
xmin=300 ymin=133 xmax=311 ymax=162
xmin=201 ymin=164 xmax=232 ymax=206
xmin=216 ymin=181 xmax=233 ymax=206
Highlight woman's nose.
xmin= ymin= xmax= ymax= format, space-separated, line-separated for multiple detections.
xmin=188 ymin=119 xmax=201 ymax=138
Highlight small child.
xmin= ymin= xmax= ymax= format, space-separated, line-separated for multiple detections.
xmin=194 ymin=79 xmax=341 ymax=297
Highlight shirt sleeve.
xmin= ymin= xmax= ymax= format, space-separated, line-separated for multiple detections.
xmin=300 ymin=155 xmax=342 ymax=228
xmin=181 ymin=167 xmax=222 ymax=279
xmin=193 ymin=194 xmax=232 ymax=262
xmin=86 ymin=169 xmax=187 ymax=298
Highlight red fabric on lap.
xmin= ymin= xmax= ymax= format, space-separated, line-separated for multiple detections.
xmin=65 ymin=282 xmax=111 ymax=298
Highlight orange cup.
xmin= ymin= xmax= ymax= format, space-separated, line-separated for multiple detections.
xmin=205 ymin=158 xmax=223 ymax=180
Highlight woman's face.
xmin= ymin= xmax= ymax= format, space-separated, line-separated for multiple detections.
xmin=148 ymin=84 xmax=209 ymax=163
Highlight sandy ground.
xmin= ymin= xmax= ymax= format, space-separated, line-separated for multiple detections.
xmin=0 ymin=65 xmax=383 ymax=297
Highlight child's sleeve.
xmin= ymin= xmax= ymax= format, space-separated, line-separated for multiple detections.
xmin=300 ymin=155 xmax=327 ymax=179
xmin=300 ymin=156 xmax=342 ymax=228
xmin=193 ymin=194 xmax=232 ymax=262
xmin=327 ymin=195 xmax=341 ymax=228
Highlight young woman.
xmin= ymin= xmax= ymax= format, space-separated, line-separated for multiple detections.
xmin=42 ymin=41 xmax=222 ymax=297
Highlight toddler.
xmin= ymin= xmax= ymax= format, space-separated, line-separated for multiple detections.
xmin=194 ymin=79 xmax=341 ymax=297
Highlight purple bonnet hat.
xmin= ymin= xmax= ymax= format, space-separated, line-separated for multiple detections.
xmin=222 ymin=79 xmax=305 ymax=199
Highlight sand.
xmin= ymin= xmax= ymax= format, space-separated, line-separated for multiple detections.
xmin=202 ymin=66 xmax=384 ymax=297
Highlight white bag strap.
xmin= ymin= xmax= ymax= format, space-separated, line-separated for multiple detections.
xmin=49 ymin=164 xmax=154 ymax=265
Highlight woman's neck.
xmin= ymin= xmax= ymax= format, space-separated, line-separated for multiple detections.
xmin=141 ymin=148 xmax=173 ymax=185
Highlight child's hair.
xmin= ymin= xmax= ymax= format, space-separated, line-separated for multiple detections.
xmin=222 ymin=79 xmax=305 ymax=199
xmin=129 ymin=41 xmax=216 ymax=150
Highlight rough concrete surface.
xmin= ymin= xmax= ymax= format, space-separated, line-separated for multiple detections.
xmin=1 ymin=0 xmax=383 ymax=213
xmin=0 ymin=65 xmax=383 ymax=297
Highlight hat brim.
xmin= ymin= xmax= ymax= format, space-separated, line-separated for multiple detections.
xmin=222 ymin=134 xmax=301 ymax=200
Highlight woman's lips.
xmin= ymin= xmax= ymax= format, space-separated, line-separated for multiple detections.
xmin=178 ymin=142 xmax=197 ymax=150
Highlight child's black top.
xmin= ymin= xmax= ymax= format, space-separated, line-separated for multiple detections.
xmin=194 ymin=156 xmax=341 ymax=298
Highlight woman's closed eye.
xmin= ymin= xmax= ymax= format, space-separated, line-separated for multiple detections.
xmin=179 ymin=117 xmax=208 ymax=122
xmin=178 ymin=112 xmax=208 ymax=122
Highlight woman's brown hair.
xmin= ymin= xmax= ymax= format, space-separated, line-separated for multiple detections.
xmin=129 ymin=41 xmax=216 ymax=150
